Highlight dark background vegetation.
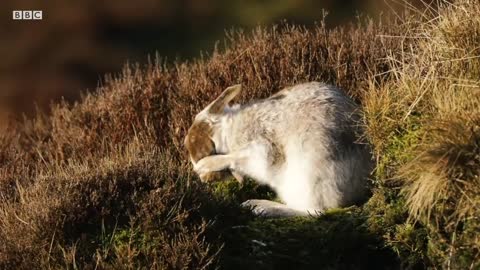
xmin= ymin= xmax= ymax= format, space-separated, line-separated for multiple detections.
xmin=1 ymin=0 xmax=425 ymax=130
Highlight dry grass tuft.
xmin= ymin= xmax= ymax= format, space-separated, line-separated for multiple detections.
xmin=401 ymin=115 xmax=480 ymax=268
xmin=402 ymin=116 xmax=480 ymax=222
xmin=363 ymin=0 xmax=480 ymax=267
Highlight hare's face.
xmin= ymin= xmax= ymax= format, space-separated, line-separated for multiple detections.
xmin=184 ymin=120 xmax=229 ymax=182
xmin=184 ymin=84 xmax=242 ymax=182
xmin=184 ymin=120 xmax=215 ymax=164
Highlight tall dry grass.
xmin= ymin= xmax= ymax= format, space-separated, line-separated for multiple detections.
xmin=363 ymin=0 xmax=480 ymax=268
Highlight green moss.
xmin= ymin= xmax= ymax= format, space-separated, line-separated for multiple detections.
xmin=211 ymin=178 xmax=277 ymax=204
xmin=218 ymin=207 xmax=399 ymax=270
xmin=360 ymin=113 xmax=432 ymax=268
xmin=375 ymin=116 xmax=423 ymax=183
xmin=112 ymin=226 xmax=148 ymax=252
xmin=81 ymin=223 xmax=150 ymax=265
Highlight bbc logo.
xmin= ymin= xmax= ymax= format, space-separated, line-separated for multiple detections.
xmin=12 ymin=10 xmax=43 ymax=20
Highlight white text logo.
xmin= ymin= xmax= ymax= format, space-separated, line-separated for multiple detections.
xmin=13 ymin=10 xmax=43 ymax=20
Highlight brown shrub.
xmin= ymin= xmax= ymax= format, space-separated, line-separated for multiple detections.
xmin=0 ymin=135 xmax=220 ymax=269
xmin=14 ymin=22 xmax=402 ymax=158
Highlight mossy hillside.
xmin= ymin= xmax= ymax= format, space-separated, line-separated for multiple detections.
xmin=72 ymin=177 xmax=399 ymax=270
xmin=217 ymin=207 xmax=399 ymax=270
xmin=81 ymin=175 xmax=412 ymax=270
xmin=206 ymin=179 xmax=397 ymax=269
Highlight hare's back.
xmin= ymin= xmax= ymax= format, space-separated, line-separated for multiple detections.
xmin=268 ymin=83 xmax=361 ymax=151
xmin=274 ymin=82 xmax=358 ymax=124
xmin=278 ymin=82 xmax=352 ymax=105
xmin=233 ymin=82 xmax=359 ymax=146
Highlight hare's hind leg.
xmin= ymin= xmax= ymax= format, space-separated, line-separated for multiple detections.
xmin=241 ymin=199 xmax=318 ymax=218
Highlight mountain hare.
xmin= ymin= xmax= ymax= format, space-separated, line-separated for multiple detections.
xmin=184 ymin=82 xmax=372 ymax=217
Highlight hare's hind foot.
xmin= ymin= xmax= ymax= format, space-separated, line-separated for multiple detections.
xmin=241 ymin=199 xmax=320 ymax=218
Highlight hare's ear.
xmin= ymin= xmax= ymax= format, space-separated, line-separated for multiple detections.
xmin=207 ymin=84 xmax=242 ymax=114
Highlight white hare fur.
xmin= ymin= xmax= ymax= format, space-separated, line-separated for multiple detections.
xmin=185 ymin=82 xmax=372 ymax=217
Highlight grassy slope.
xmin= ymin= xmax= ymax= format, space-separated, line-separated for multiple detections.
xmin=1 ymin=1 xmax=479 ymax=269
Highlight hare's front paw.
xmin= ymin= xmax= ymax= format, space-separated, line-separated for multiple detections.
xmin=198 ymin=171 xmax=232 ymax=183
xmin=194 ymin=155 xmax=231 ymax=175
